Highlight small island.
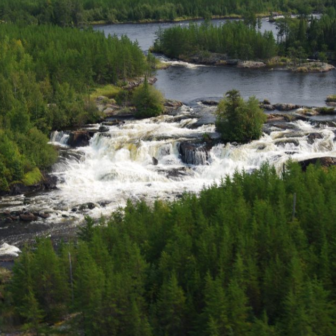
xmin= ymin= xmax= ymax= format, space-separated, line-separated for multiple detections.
xmin=152 ymin=14 xmax=336 ymax=73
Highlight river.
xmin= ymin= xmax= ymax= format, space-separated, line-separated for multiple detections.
xmin=95 ymin=16 xmax=335 ymax=106
xmin=1 ymin=18 xmax=336 ymax=250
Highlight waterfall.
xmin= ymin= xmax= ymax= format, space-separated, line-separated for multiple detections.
xmin=50 ymin=131 xmax=70 ymax=146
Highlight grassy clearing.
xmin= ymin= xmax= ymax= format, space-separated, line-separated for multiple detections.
xmin=326 ymin=95 xmax=336 ymax=102
xmin=90 ymin=84 xmax=122 ymax=99
xmin=22 ymin=167 xmax=43 ymax=186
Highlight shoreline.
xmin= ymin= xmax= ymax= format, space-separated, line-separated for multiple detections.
xmin=89 ymin=13 xmax=271 ymax=26
xmin=159 ymin=53 xmax=335 ymax=73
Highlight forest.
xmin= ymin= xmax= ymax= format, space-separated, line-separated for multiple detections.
xmin=0 ymin=0 xmax=332 ymax=25
xmin=276 ymin=8 xmax=336 ymax=57
xmin=153 ymin=10 xmax=336 ymax=61
xmin=2 ymin=163 xmax=336 ymax=335
xmin=0 ymin=24 xmax=147 ymax=191
xmin=153 ymin=21 xmax=277 ymax=60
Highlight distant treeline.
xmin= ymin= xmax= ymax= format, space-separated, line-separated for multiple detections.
xmin=153 ymin=21 xmax=277 ymax=59
xmin=154 ymin=10 xmax=336 ymax=61
xmin=3 ymin=163 xmax=336 ymax=335
xmin=277 ymin=9 xmax=336 ymax=57
xmin=0 ymin=24 xmax=147 ymax=191
xmin=0 ymin=0 xmax=331 ymax=25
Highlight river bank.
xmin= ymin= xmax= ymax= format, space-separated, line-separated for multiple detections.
xmin=159 ymin=51 xmax=335 ymax=73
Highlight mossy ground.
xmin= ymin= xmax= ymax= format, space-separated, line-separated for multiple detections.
xmin=22 ymin=167 xmax=43 ymax=186
xmin=90 ymin=84 xmax=123 ymax=99
xmin=326 ymin=95 xmax=336 ymax=102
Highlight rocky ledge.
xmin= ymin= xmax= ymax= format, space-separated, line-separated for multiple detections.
xmin=0 ymin=174 xmax=57 ymax=197
xmin=291 ymin=62 xmax=335 ymax=73
xmin=299 ymin=157 xmax=336 ymax=171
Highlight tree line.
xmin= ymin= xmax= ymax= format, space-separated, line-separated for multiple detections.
xmin=2 ymin=163 xmax=336 ymax=335
xmin=276 ymin=9 xmax=336 ymax=60
xmin=154 ymin=10 xmax=336 ymax=62
xmin=0 ymin=0 xmax=332 ymax=25
xmin=153 ymin=21 xmax=278 ymax=60
xmin=0 ymin=24 xmax=147 ymax=191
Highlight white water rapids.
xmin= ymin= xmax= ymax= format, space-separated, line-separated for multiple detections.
xmin=2 ymin=104 xmax=336 ymax=243
xmin=49 ymin=106 xmax=336 ymax=216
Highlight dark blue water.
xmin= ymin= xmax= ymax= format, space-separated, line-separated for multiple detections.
xmin=95 ymin=18 xmax=335 ymax=106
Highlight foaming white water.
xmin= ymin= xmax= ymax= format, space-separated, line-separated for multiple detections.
xmin=50 ymin=131 xmax=69 ymax=147
xmin=0 ymin=243 xmax=21 ymax=257
xmin=6 ymin=114 xmax=336 ymax=230
xmin=157 ymin=55 xmax=206 ymax=69
xmin=50 ymin=118 xmax=336 ymax=212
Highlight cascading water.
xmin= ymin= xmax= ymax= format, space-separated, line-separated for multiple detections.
xmin=50 ymin=131 xmax=70 ymax=146
xmin=2 ymin=105 xmax=336 ymax=245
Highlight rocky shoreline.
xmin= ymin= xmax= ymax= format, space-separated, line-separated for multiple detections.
xmin=167 ymin=52 xmax=335 ymax=72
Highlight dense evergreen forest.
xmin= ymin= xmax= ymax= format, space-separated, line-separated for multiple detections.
xmin=276 ymin=8 xmax=336 ymax=56
xmin=154 ymin=10 xmax=336 ymax=61
xmin=153 ymin=21 xmax=277 ymax=59
xmin=2 ymin=163 xmax=336 ymax=335
xmin=0 ymin=24 xmax=147 ymax=191
xmin=0 ymin=0 xmax=332 ymax=25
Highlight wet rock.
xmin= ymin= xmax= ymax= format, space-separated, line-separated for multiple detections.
xmin=299 ymin=157 xmax=336 ymax=171
xmin=262 ymin=104 xmax=275 ymax=111
xmin=20 ymin=213 xmax=37 ymax=222
xmin=307 ymin=133 xmax=323 ymax=144
xmin=179 ymin=142 xmax=210 ymax=165
xmin=275 ymin=139 xmax=300 ymax=146
xmin=200 ymin=100 xmax=218 ymax=106
xmin=87 ymin=203 xmax=96 ymax=210
xmin=158 ymin=167 xmax=192 ymax=180
xmin=164 ymin=100 xmax=183 ymax=113
xmin=98 ymin=201 xmax=111 ymax=207
xmin=266 ymin=114 xmax=286 ymax=122
xmin=68 ymin=130 xmax=91 ymax=147
xmin=38 ymin=213 xmax=50 ymax=219
xmin=98 ymin=125 xmax=109 ymax=133
xmin=274 ymin=103 xmax=300 ymax=111
xmin=152 ymin=157 xmax=158 ymax=165
xmin=79 ymin=202 xmax=96 ymax=210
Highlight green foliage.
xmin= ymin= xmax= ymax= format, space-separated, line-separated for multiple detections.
xmin=0 ymin=24 xmax=147 ymax=191
xmin=22 ymin=167 xmax=43 ymax=186
xmin=153 ymin=21 xmax=277 ymax=60
xmin=215 ymin=90 xmax=266 ymax=143
xmin=0 ymin=0 xmax=332 ymax=25
xmin=132 ymin=77 xmax=164 ymax=118
xmin=276 ymin=12 xmax=336 ymax=57
xmin=6 ymin=164 xmax=336 ymax=334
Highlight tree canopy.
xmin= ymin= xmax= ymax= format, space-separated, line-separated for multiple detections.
xmin=0 ymin=24 xmax=147 ymax=191
xmin=3 ymin=163 xmax=336 ymax=335
xmin=132 ymin=77 xmax=165 ymax=118
xmin=215 ymin=90 xmax=266 ymax=143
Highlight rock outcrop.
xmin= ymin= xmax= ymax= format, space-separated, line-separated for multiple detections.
xmin=68 ymin=130 xmax=91 ymax=147
xmin=299 ymin=157 xmax=336 ymax=171
xmin=179 ymin=142 xmax=210 ymax=165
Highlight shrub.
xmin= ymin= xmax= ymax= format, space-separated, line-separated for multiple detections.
xmin=215 ymin=90 xmax=266 ymax=143
xmin=132 ymin=77 xmax=164 ymax=118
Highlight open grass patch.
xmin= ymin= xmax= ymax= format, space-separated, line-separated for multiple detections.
xmin=90 ymin=84 xmax=122 ymax=99
xmin=22 ymin=167 xmax=43 ymax=186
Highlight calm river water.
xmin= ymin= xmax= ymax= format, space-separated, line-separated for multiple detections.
xmin=94 ymin=17 xmax=336 ymax=106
